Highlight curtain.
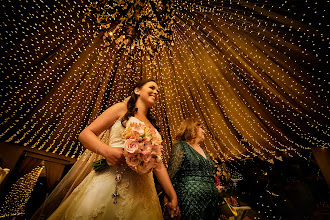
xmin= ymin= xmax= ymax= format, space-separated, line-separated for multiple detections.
xmin=0 ymin=0 xmax=328 ymax=162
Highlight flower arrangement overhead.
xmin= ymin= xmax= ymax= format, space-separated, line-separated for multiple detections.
xmin=84 ymin=0 xmax=175 ymax=60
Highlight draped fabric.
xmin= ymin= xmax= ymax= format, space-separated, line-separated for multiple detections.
xmin=31 ymin=146 xmax=105 ymax=219
xmin=0 ymin=0 xmax=329 ymax=163
xmin=44 ymin=161 xmax=65 ymax=191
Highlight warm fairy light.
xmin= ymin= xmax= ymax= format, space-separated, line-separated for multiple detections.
xmin=84 ymin=0 xmax=175 ymax=60
xmin=0 ymin=166 xmax=44 ymax=218
xmin=0 ymin=0 xmax=328 ymax=169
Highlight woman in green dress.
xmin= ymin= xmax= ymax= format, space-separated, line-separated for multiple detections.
xmin=167 ymin=118 xmax=222 ymax=220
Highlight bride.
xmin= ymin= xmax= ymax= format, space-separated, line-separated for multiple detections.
xmin=32 ymin=79 xmax=179 ymax=220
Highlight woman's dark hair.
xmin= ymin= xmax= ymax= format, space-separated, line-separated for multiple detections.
xmin=121 ymin=79 xmax=158 ymax=128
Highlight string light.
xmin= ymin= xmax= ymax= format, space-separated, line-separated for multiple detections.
xmin=0 ymin=166 xmax=44 ymax=218
xmin=0 ymin=0 xmax=328 ymax=162
xmin=83 ymin=0 xmax=175 ymax=60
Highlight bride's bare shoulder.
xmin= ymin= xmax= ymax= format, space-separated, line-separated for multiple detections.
xmin=111 ymin=102 xmax=128 ymax=110
xmin=103 ymin=102 xmax=128 ymax=118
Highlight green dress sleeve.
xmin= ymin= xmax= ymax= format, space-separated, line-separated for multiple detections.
xmin=167 ymin=141 xmax=184 ymax=186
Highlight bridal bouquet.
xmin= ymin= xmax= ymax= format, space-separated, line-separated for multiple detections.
xmin=93 ymin=122 xmax=163 ymax=174
xmin=123 ymin=122 xmax=163 ymax=174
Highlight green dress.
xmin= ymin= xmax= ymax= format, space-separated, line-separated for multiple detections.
xmin=168 ymin=141 xmax=220 ymax=220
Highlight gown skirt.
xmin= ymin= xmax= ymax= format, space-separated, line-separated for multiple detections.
xmin=48 ymin=162 xmax=163 ymax=220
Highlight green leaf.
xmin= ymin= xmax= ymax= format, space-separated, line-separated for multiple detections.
xmin=92 ymin=159 xmax=109 ymax=172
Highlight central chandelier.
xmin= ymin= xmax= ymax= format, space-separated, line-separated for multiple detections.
xmin=84 ymin=0 xmax=175 ymax=60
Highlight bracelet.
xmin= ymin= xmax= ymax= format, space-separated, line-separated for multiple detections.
xmin=96 ymin=142 xmax=103 ymax=154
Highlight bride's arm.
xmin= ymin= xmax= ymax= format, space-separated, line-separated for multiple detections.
xmin=78 ymin=102 xmax=127 ymax=165
xmin=154 ymin=163 xmax=180 ymax=217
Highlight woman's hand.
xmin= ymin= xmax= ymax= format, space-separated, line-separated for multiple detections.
xmin=164 ymin=196 xmax=180 ymax=219
xmin=101 ymin=146 xmax=125 ymax=165
xmin=154 ymin=164 xmax=180 ymax=218
xmin=168 ymin=203 xmax=180 ymax=219
xmin=166 ymin=196 xmax=180 ymax=219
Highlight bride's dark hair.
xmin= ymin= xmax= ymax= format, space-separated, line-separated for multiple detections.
xmin=121 ymin=79 xmax=157 ymax=128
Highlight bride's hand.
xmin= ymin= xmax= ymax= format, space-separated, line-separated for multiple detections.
xmin=102 ymin=146 xmax=125 ymax=165
xmin=168 ymin=199 xmax=180 ymax=219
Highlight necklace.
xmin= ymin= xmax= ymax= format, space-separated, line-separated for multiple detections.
xmin=112 ymin=165 xmax=126 ymax=204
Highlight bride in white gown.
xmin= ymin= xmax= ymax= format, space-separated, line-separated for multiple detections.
xmin=32 ymin=79 xmax=179 ymax=220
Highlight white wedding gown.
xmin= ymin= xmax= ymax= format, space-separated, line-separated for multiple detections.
xmin=48 ymin=117 xmax=163 ymax=220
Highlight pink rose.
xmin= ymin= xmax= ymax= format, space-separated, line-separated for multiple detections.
xmin=140 ymin=142 xmax=152 ymax=162
xmin=125 ymin=153 xmax=140 ymax=167
xmin=140 ymin=151 xmax=152 ymax=163
xmin=138 ymin=160 xmax=155 ymax=174
xmin=124 ymin=140 xmax=139 ymax=154
xmin=141 ymin=141 xmax=152 ymax=150
xmin=131 ymin=122 xmax=144 ymax=134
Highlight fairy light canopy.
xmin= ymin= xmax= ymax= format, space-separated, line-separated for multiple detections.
xmin=84 ymin=0 xmax=175 ymax=60
xmin=0 ymin=0 xmax=329 ymax=162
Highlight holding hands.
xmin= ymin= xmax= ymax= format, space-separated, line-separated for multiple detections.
xmin=164 ymin=196 xmax=181 ymax=219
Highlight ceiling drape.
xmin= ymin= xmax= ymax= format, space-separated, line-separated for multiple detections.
xmin=0 ymin=0 xmax=328 ymax=162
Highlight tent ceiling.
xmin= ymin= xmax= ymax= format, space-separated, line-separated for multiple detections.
xmin=0 ymin=0 xmax=329 ymax=162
